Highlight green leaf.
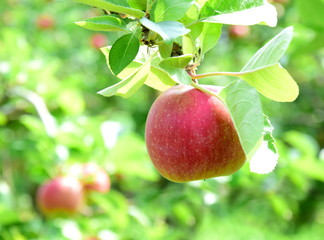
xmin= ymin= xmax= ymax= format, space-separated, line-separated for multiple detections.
xmin=201 ymin=3 xmax=277 ymax=27
xmin=182 ymin=35 xmax=196 ymax=55
xmin=159 ymin=42 xmax=173 ymax=58
xmin=150 ymin=0 xmax=194 ymax=22
xmin=160 ymin=67 xmax=192 ymax=85
xmin=250 ymin=115 xmax=279 ymax=174
xmin=159 ymin=55 xmax=193 ymax=68
xmin=159 ymin=55 xmax=193 ymax=85
xmin=237 ymin=27 xmax=298 ymax=102
xmin=127 ymin=0 xmax=147 ymax=10
xmin=74 ymin=0 xmax=145 ymax=18
xmin=75 ymin=16 xmax=128 ymax=32
xmin=109 ymin=33 xmax=140 ymax=75
xmin=219 ymin=80 xmax=264 ymax=157
xmin=140 ymin=17 xmax=190 ymax=44
xmin=117 ymin=61 xmax=142 ymax=79
xmin=102 ymin=47 xmax=174 ymax=92
xmin=239 ymin=64 xmax=299 ymax=102
xmin=242 ymin=27 xmax=294 ymax=71
xmin=145 ymin=66 xmax=176 ymax=91
xmin=98 ymin=59 xmax=150 ymax=98
xmin=200 ymin=0 xmax=264 ymax=18
xmin=180 ymin=3 xmax=200 ymax=25
xmin=189 ymin=22 xmax=222 ymax=54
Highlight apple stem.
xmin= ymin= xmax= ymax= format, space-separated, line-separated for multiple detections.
xmin=188 ymin=71 xmax=240 ymax=79
xmin=190 ymin=82 xmax=224 ymax=103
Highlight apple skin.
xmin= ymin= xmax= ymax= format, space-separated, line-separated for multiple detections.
xmin=145 ymin=85 xmax=246 ymax=182
xmin=36 ymin=177 xmax=84 ymax=216
xmin=81 ymin=163 xmax=110 ymax=193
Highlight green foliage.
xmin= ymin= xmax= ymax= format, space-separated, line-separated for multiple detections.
xmin=241 ymin=27 xmax=294 ymax=71
xmin=109 ymin=33 xmax=141 ymax=75
xmin=75 ymin=0 xmax=146 ymax=18
xmin=200 ymin=3 xmax=277 ymax=26
xmin=219 ymin=80 xmax=264 ymax=157
xmin=159 ymin=55 xmax=193 ymax=84
xmin=139 ymin=18 xmax=190 ymax=44
xmin=240 ymin=63 xmax=298 ymax=102
xmin=150 ymin=0 xmax=194 ymax=22
xmin=1 ymin=0 xmax=324 ymax=239
xmin=75 ymin=16 xmax=128 ymax=32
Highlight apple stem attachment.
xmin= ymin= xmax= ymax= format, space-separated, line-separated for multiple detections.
xmin=188 ymin=71 xmax=240 ymax=79
xmin=190 ymin=82 xmax=224 ymax=103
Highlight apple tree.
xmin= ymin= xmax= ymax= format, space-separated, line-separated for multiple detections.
xmin=73 ymin=0 xmax=299 ymax=180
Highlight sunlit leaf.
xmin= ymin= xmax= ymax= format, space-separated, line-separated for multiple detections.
xmin=145 ymin=66 xmax=176 ymax=91
xmin=140 ymin=18 xmax=190 ymax=44
xmin=159 ymin=55 xmax=193 ymax=85
xmin=150 ymin=0 xmax=194 ymax=22
xmin=219 ymin=80 xmax=264 ymax=157
xmin=200 ymin=0 xmax=264 ymax=18
xmin=98 ymin=59 xmax=150 ymax=98
xmin=74 ymin=0 xmax=145 ymax=18
xmin=201 ymin=3 xmax=277 ymax=27
xmin=180 ymin=3 xmax=200 ymax=25
xmin=239 ymin=64 xmax=299 ymax=102
xmin=159 ymin=42 xmax=173 ymax=58
xmin=242 ymin=27 xmax=294 ymax=71
xmin=159 ymin=55 xmax=193 ymax=68
xmin=101 ymin=47 xmax=175 ymax=92
xmin=127 ymin=0 xmax=147 ymax=10
xmin=109 ymin=33 xmax=140 ymax=75
xmin=75 ymin=16 xmax=128 ymax=32
xmin=188 ymin=22 xmax=222 ymax=54
xmin=250 ymin=115 xmax=278 ymax=174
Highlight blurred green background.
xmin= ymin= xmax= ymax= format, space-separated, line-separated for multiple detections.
xmin=1 ymin=0 xmax=324 ymax=239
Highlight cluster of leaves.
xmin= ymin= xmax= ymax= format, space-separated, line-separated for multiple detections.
xmin=75 ymin=0 xmax=299 ymax=175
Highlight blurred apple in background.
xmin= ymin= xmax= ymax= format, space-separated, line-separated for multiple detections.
xmin=36 ymin=14 xmax=55 ymax=30
xmin=78 ymin=163 xmax=111 ymax=193
xmin=36 ymin=176 xmax=84 ymax=217
xmin=90 ymin=33 xmax=108 ymax=49
xmin=228 ymin=25 xmax=250 ymax=39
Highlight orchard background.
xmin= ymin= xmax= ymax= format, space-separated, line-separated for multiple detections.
xmin=1 ymin=0 xmax=324 ymax=239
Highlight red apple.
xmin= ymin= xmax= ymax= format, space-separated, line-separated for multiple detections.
xmin=81 ymin=163 xmax=110 ymax=193
xmin=228 ymin=25 xmax=250 ymax=39
xmin=36 ymin=15 xmax=55 ymax=30
xmin=90 ymin=34 xmax=108 ymax=49
xmin=36 ymin=176 xmax=84 ymax=216
xmin=145 ymin=85 xmax=246 ymax=182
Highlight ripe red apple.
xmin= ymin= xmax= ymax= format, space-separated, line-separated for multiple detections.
xmin=145 ymin=85 xmax=246 ymax=182
xmin=228 ymin=25 xmax=250 ymax=39
xmin=80 ymin=163 xmax=110 ymax=193
xmin=36 ymin=176 xmax=84 ymax=216
xmin=90 ymin=34 xmax=108 ymax=49
xmin=36 ymin=15 xmax=55 ymax=30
